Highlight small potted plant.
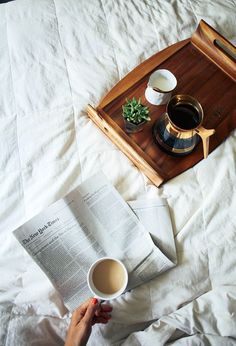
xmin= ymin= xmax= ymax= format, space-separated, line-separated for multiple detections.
xmin=122 ymin=97 xmax=150 ymax=133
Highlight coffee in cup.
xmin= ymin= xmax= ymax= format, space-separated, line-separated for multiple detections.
xmin=87 ymin=257 xmax=128 ymax=300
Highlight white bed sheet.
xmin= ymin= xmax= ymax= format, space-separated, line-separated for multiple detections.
xmin=0 ymin=0 xmax=236 ymax=345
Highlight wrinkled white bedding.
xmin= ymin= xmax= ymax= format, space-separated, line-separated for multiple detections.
xmin=0 ymin=0 xmax=236 ymax=345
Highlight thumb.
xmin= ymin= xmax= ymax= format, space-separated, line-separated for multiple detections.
xmin=82 ymin=298 xmax=98 ymax=324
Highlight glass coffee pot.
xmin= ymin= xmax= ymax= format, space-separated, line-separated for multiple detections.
xmin=153 ymin=95 xmax=215 ymax=158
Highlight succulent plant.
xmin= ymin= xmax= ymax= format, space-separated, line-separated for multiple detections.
xmin=122 ymin=98 xmax=150 ymax=125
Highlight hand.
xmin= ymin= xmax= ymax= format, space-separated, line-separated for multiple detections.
xmin=64 ymin=298 xmax=112 ymax=346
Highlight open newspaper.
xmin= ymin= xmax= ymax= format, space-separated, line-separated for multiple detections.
xmin=13 ymin=172 xmax=176 ymax=311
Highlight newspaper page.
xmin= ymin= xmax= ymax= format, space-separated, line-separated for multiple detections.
xmin=128 ymin=199 xmax=177 ymax=265
xmin=13 ymin=172 xmax=176 ymax=311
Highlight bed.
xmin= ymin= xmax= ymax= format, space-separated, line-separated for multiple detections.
xmin=0 ymin=0 xmax=236 ymax=345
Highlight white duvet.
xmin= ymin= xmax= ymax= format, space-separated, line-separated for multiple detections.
xmin=0 ymin=0 xmax=236 ymax=345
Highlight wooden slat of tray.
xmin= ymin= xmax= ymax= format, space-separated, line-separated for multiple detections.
xmin=87 ymin=21 xmax=236 ymax=187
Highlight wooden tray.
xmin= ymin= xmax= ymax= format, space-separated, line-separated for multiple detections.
xmin=87 ymin=20 xmax=236 ymax=187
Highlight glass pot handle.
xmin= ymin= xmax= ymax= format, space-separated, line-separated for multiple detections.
xmin=195 ymin=127 xmax=215 ymax=159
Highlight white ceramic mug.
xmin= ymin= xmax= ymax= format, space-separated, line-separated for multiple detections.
xmin=87 ymin=257 xmax=128 ymax=300
xmin=145 ymin=69 xmax=177 ymax=105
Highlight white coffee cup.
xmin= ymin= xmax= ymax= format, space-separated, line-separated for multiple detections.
xmin=87 ymin=257 xmax=128 ymax=300
xmin=145 ymin=69 xmax=177 ymax=105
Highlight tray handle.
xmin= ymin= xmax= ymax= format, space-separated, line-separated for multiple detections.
xmin=214 ymin=39 xmax=236 ymax=62
xmin=87 ymin=105 xmax=165 ymax=187
xmin=191 ymin=20 xmax=236 ymax=81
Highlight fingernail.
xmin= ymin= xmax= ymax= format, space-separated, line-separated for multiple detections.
xmin=91 ymin=298 xmax=98 ymax=305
